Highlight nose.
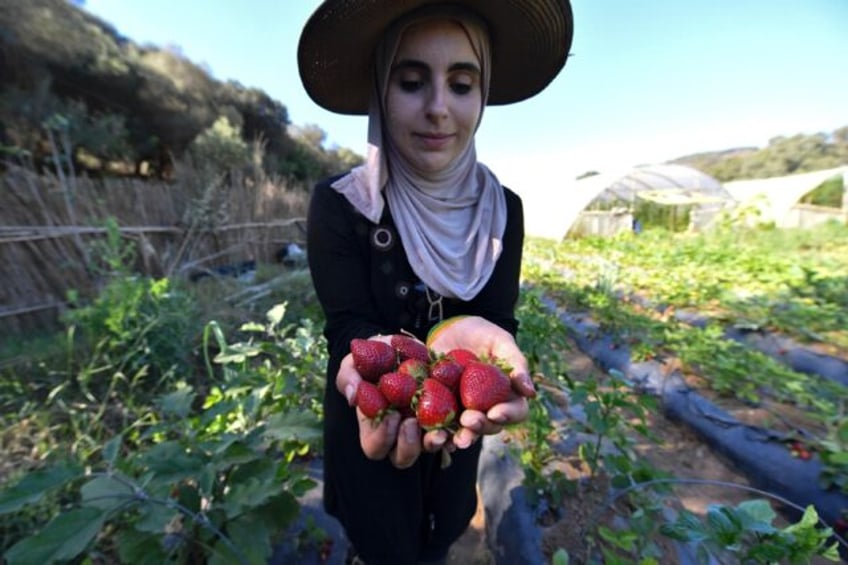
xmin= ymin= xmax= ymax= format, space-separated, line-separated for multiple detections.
xmin=425 ymin=83 xmax=449 ymax=121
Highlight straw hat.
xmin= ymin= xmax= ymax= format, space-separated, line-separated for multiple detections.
xmin=298 ymin=0 xmax=573 ymax=115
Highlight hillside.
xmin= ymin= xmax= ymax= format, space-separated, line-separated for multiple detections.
xmin=0 ymin=0 xmax=360 ymax=183
xmin=669 ymin=130 xmax=848 ymax=182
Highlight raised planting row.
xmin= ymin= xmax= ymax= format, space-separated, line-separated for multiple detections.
xmin=475 ymin=289 xmax=846 ymax=563
xmin=522 ymin=225 xmax=848 ymax=498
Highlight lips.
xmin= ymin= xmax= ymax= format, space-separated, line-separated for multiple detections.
xmin=416 ymin=132 xmax=454 ymax=149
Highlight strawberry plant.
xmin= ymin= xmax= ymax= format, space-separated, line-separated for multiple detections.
xmin=660 ymin=500 xmax=840 ymax=563
xmin=1 ymin=302 xmax=328 ymax=563
xmin=519 ymin=226 xmax=848 ymax=564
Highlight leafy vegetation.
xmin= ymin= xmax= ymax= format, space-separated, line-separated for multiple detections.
xmin=2 ymin=218 xmax=847 ymax=562
xmin=511 ymin=284 xmax=844 ymax=564
xmin=480 ymin=215 xmax=848 ymax=562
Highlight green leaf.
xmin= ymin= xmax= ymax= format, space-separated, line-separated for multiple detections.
xmin=214 ymin=342 xmax=263 ymax=364
xmin=264 ymin=410 xmax=321 ymax=443
xmin=784 ymin=504 xmax=820 ymax=532
xmin=0 ymin=463 xmax=83 ymax=514
xmin=253 ymin=491 xmax=300 ymax=531
xmin=289 ymin=476 xmax=318 ymax=498
xmin=80 ymin=475 xmax=136 ymax=512
xmin=158 ymin=386 xmax=196 ymax=419
xmin=660 ymin=510 xmax=707 ymax=543
xmin=266 ymin=303 xmax=287 ymax=330
xmin=134 ymin=501 xmax=180 ymax=533
xmin=139 ymin=441 xmax=206 ymax=483
xmin=836 ymin=420 xmax=848 ymax=443
xmin=597 ymin=525 xmax=636 ymax=551
xmin=706 ymin=505 xmax=742 ymax=546
xmin=102 ymin=435 xmax=122 ymax=466
xmin=552 ymin=548 xmax=570 ymax=565
xmin=116 ymin=529 xmax=170 ymax=565
xmin=221 ymin=477 xmax=279 ymax=519
xmin=211 ymin=513 xmax=272 ymax=565
xmin=825 ymin=450 xmax=848 ymax=465
xmin=736 ymin=499 xmax=777 ymax=533
xmin=4 ymin=506 xmax=105 ymax=565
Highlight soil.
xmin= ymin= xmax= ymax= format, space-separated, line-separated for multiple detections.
xmin=446 ymin=339 xmax=780 ymax=565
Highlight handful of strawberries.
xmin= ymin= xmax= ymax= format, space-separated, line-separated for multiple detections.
xmin=349 ymin=334 xmax=515 ymax=433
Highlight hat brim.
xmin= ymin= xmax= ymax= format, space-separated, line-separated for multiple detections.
xmin=298 ymin=0 xmax=573 ymax=115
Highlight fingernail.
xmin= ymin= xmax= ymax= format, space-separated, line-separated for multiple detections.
xmin=345 ymin=384 xmax=355 ymax=405
xmin=489 ymin=413 xmax=507 ymax=425
xmin=403 ymin=420 xmax=418 ymax=442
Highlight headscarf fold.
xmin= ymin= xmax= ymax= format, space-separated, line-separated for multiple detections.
xmin=331 ymin=5 xmax=506 ymax=301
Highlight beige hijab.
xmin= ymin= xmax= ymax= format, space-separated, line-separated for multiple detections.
xmin=331 ymin=6 xmax=507 ymax=301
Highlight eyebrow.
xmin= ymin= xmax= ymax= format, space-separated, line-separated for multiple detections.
xmin=391 ymin=59 xmax=481 ymax=75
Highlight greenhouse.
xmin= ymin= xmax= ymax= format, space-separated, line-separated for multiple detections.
xmin=527 ymin=163 xmax=735 ymax=239
xmin=723 ymin=165 xmax=848 ymax=229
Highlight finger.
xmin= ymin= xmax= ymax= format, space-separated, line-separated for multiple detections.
xmin=422 ymin=429 xmax=448 ymax=453
xmin=452 ymin=426 xmax=483 ymax=449
xmin=510 ymin=371 xmax=537 ymax=398
xmin=358 ymin=409 xmax=400 ymax=460
xmin=489 ymin=343 xmax=536 ymax=399
xmin=389 ymin=418 xmax=422 ymax=469
xmin=460 ymin=409 xmax=503 ymax=436
xmin=337 ymin=354 xmax=362 ymax=405
xmin=486 ymin=397 xmax=529 ymax=427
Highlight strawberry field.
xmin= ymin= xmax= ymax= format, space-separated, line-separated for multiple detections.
xmin=509 ymin=220 xmax=848 ymax=563
xmin=1 ymin=220 xmax=847 ymax=563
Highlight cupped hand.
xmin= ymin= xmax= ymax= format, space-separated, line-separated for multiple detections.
xmin=451 ymin=394 xmax=530 ymax=448
xmin=338 ymin=342 xmax=431 ymax=468
xmin=427 ymin=316 xmax=536 ymax=398
xmin=427 ymin=316 xmax=535 ymax=448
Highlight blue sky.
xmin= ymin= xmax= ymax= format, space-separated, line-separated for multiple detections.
xmin=80 ymin=0 xmax=847 ymax=191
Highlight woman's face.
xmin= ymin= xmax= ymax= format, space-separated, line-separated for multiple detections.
xmin=385 ymin=18 xmax=482 ymax=176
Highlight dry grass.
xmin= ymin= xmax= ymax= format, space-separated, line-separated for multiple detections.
xmin=0 ymin=162 xmax=310 ymax=337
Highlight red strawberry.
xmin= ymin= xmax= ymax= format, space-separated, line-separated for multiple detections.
xmin=378 ymin=371 xmax=417 ymax=409
xmin=350 ymin=338 xmax=396 ymax=382
xmin=459 ymin=361 xmax=512 ymax=412
xmin=429 ymin=358 xmax=463 ymax=392
xmin=391 ymin=334 xmax=430 ymax=363
xmin=446 ymin=348 xmax=479 ymax=369
xmin=415 ymin=378 xmax=457 ymax=430
xmin=397 ymin=358 xmax=429 ymax=381
xmin=355 ymin=381 xmax=389 ymax=419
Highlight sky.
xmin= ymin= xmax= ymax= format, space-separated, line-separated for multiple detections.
xmin=78 ymin=0 xmax=847 ymax=201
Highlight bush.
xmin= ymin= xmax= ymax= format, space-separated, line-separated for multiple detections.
xmin=187 ymin=116 xmax=251 ymax=174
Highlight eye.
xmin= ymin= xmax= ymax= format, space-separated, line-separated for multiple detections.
xmin=450 ymin=82 xmax=473 ymax=95
xmin=400 ymin=79 xmax=424 ymax=92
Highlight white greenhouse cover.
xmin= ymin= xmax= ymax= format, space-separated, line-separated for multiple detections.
xmin=723 ymin=166 xmax=848 ymax=225
xmin=524 ymin=164 xmax=728 ymax=240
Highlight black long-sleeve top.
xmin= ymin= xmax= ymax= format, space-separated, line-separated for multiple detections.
xmin=305 ymin=173 xmax=524 ymax=558
xmin=307 ymin=174 xmax=524 ymax=376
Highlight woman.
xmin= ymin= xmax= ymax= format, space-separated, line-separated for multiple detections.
xmin=298 ymin=1 xmax=573 ymax=563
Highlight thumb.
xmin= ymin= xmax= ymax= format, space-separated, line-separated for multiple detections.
xmin=491 ymin=342 xmax=535 ymax=398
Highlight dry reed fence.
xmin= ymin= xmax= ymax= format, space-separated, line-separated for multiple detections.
xmin=0 ymin=162 xmax=310 ymax=337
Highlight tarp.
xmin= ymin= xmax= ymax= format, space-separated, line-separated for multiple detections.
xmin=723 ymin=166 xmax=847 ymax=226
xmin=524 ymin=164 xmax=728 ymax=240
